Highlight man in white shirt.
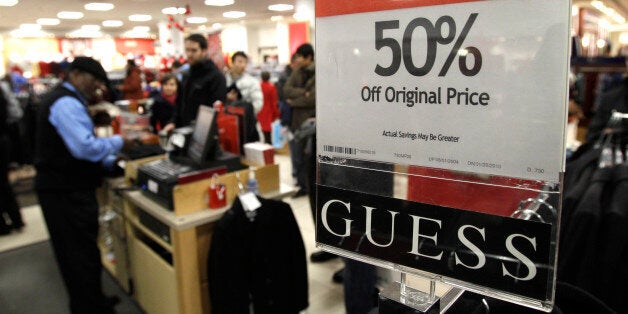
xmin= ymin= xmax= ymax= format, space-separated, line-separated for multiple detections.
xmin=225 ymin=51 xmax=263 ymax=113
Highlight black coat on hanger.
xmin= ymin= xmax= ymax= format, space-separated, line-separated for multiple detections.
xmin=207 ymin=197 xmax=308 ymax=314
xmin=587 ymin=78 xmax=628 ymax=143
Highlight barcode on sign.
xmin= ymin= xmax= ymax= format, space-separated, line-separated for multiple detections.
xmin=323 ymin=145 xmax=356 ymax=155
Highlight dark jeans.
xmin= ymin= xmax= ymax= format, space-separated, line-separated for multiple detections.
xmin=38 ymin=189 xmax=114 ymax=314
xmin=289 ymin=136 xmax=306 ymax=188
xmin=262 ymin=131 xmax=272 ymax=145
xmin=0 ymin=135 xmax=22 ymax=230
xmin=344 ymin=258 xmax=377 ymax=314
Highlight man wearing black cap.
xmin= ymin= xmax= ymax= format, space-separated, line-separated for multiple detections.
xmin=34 ymin=56 xmax=131 ymax=313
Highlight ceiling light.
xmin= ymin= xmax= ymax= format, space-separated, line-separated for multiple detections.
xmin=205 ymin=0 xmax=234 ymax=6
xmin=37 ymin=18 xmax=60 ymax=25
xmin=82 ymin=25 xmax=101 ymax=31
xmin=84 ymin=3 xmax=114 ymax=11
xmin=10 ymin=29 xmax=52 ymax=38
xmin=591 ymin=0 xmax=626 ymax=24
xmin=20 ymin=24 xmax=41 ymax=31
xmin=122 ymin=30 xmax=151 ymax=38
xmin=161 ymin=7 xmax=186 ymax=15
xmin=187 ymin=17 xmax=208 ymax=24
xmin=0 ymin=0 xmax=18 ymax=6
xmin=102 ymin=20 xmax=123 ymax=27
xmin=67 ymin=29 xmax=103 ymax=38
xmin=57 ymin=11 xmax=84 ymax=19
xmin=270 ymin=15 xmax=284 ymax=22
xmin=162 ymin=7 xmax=178 ymax=15
xmin=129 ymin=14 xmax=152 ymax=22
xmin=293 ymin=11 xmax=308 ymax=21
xmin=212 ymin=23 xmax=222 ymax=29
xmin=133 ymin=26 xmax=150 ymax=32
xmin=268 ymin=4 xmax=293 ymax=12
xmin=223 ymin=11 xmax=246 ymax=19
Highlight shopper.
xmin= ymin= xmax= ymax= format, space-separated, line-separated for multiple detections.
xmin=118 ymin=59 xmax=144 ymax=100
xmin=283 ymin=43 xmax=315 ymax=198
xmin=171 ymin=60 xmax=188 ymax=82
xmin=150 ymin=74 xmax=179 ymax=133
xmin=34 ymin=56 xmax=134 ymax=314
xmin=225 ymin=51 xmax=263 ymax=113
xmin=276 ymin=54 xmax=299 ymax=128
xmin=163 ymin=33 xmax=227 ymax=132
xmin=0 ymin=84 xmax=24 ymax=235
xmin=258 ymin=71 xmax=279 ymax=144
xmin=226 ymin=83 xmax=259 ymax=145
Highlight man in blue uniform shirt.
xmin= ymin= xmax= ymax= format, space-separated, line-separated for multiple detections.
xmin=34 ymin=56 xmax=133 ymax=314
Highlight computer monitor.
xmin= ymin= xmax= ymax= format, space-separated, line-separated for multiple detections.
xmin=187 ymin=106 xmax=219 ymax=165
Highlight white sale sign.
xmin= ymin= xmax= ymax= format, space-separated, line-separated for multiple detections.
xmin=316 ymin=0 xmax=570 ymax=182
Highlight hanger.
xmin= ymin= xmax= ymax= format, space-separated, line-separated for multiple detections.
xmin=511 ymin=184 xmax=557 ymax=223
xmin=597 ymin=111 xmax=628 ymax=168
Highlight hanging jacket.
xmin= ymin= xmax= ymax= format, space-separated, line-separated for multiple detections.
xmin=208 ymin=197 xmax=308 ymax=314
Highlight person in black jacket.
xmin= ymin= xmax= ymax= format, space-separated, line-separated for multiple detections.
xmin=149 ymin=74 xmax=179 ymax=133
xmin=226 ymin=83 xmax=260 ymax=146
xmin=163 ymin=34 xmax=227 ymax=131
xmin=0 ymin=86 xmax=24 ymax=235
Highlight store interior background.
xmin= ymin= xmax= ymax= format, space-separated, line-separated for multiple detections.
xmin=0 ymin=0 xmax=627 ymax=313
xmin=0 ymin=0 xmax=627 ymax=122
xmin=0 ymin=0 xmax=316 ymax=81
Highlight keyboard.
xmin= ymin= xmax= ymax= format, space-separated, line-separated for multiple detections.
xmin=142 ymin=159 xmax=193 ymax=179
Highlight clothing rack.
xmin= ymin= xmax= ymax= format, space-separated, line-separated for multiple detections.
xmin=557 ymin=110 xmax=628 ymax=313
xmin=596 ymin=111 xmax=628 ymax=167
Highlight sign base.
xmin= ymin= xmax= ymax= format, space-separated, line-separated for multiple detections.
xmin=379 ymin=281 xmax=440 ymax=314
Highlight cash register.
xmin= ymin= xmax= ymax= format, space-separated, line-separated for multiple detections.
xmin=136 ymin=106 xmax=243 ymax=210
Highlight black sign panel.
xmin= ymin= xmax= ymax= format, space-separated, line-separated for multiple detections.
xmin=316 ymin=185 xmax=552 ymax=300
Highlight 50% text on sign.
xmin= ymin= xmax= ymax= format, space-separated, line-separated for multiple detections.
xmin=375 ymin=13 xmax=481 ymax=77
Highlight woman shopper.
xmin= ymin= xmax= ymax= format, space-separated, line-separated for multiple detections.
xmin=118 ymin=59 xmax=144 ymax=100
xmin=150 ymin=74 xmax=179 ymax=133
xmin=258 ymin=71 xmax=279 ymax=144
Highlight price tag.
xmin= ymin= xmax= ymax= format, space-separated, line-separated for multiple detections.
xmin=316 ymin=0 xmax=569 ymax=182
xmin=239 ymin=192 xmax=261 ymax=212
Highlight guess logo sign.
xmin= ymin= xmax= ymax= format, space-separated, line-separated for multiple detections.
xmin=316 ymin=185 xmax=552 ymax=300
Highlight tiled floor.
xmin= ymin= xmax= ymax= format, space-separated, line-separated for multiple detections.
xmin=0 ymin=154 xmax=349 ymax=313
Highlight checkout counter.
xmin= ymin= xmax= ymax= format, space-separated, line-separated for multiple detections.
xmin=99 ymin=158 xmax=294 ymax=314
xmin=96 ymin=99 xmax=294 ymax=314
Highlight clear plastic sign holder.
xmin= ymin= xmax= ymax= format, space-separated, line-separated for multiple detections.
xmin=314 ymin=0 xmax=570 ymax=312
xmin=315 ymin=160 xmax=562 ymax=313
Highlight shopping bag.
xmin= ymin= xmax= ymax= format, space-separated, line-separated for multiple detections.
xmin=271 ymin=119 xmax=286 ymax=149
xmin=208 ymin=174 xmax=227 ymax=209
